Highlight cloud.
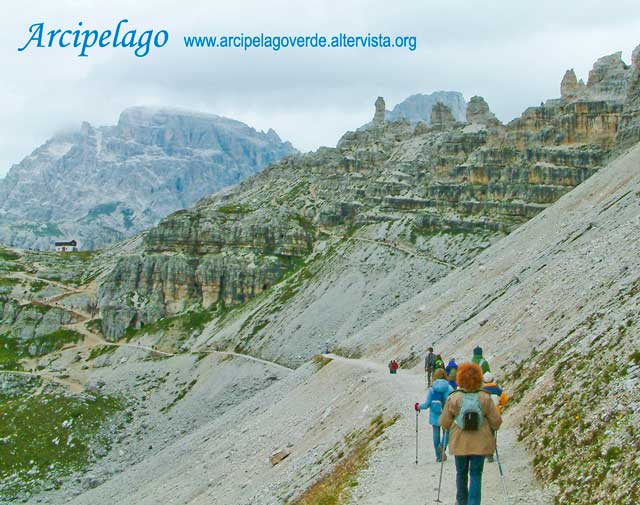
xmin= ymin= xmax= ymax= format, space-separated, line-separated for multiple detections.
xmin=1 ymin=0 xmax=639 ymax=174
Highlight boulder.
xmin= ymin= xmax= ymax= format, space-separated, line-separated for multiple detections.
xmin=270 ymin=449 xmax=291 ymax=466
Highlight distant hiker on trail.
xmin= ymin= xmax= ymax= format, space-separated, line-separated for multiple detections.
xmin=388 ymin=359 xmax=399 ymax=374
xmin=482 ymin=372 xmax=509 ymax=463
xmin=440 ymin=362 xmax=502 ymax=505
xmin=434 ymin=354 xmax=445 ymax=370
xmin=446 ymin=357 xmax=459 ymax=388
xmin=425 ymin=347 xmax=436 ymax=386
xmin=472 ymin=346 xmax=491 ymax=374
xmin=482 ymin=372 xmax=509 ymax=414
xmin=414 ymin=369 xmax=453 ymax=461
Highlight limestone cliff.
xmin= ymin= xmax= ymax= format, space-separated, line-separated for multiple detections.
xmin=97 ymin=46 xmax=640 ymax=342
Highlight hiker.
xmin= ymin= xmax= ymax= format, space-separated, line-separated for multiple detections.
xmin=434 ymin=354 xmax=445 ymax=370
xmin=414 ymin=369 xmax=453 ymax=461
xmin=482 ymin=372 xmax=509 ymax=462
xmin=425 ymin=347 xmax=436 ymax=386
xmin=482 ymin=372 xmax=509 ymax=413
xmin=471 ymin=346 xmax=491 ymax=374
xmin=388 ymin=359 xmax=399 ymax=374
xmin=440 ymin=362 xmax=502 ymax=505
xmin=446 ymin=357 xmax=459 ymax=388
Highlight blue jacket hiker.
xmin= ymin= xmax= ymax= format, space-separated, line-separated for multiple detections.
xmin=416 ymin=369 xmax=453 ymax=461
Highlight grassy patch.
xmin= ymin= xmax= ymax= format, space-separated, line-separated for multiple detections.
xmin=88 ymin=345 xmax=117 ymax=361
xmin=86 ymin=318 xmax=103 ymax=334
xmin=31 ymin=329 xmax=84 ymax=355
xmin=0 ymin=391 xmax=124 ymax=501
xmin=124 ymin=308 xmax=214 ymax=342
xmin=216 ymin=204 xmax=253 ymax=215
xmin=29 ymin=280 xmax=47 ymax=292
xmin=331 ymin=347 xmax=363 ymax=360
xmin=0 ymin=248 xmax=20 ymax=261
xmin=0 ymin=338 xmax=23 ymax=371
xmin=291 ymin=414 xmax=398 ymax=505
xmin=312 ymin=355 xmax=333 ymax=370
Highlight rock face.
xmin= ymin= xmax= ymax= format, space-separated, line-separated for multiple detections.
xmin=560 ymin=69 xmax=585 ymax=102
xmin=430 ymin=102 xmax=457 ymax=130
xmin=561 ymin=51 xmax=633 ymax=104
xmin=617 ymin=44 xmax=640 ymax=148
xmin=0 ymin=107 xmax=296 ymax=250
xmin=372 ymin=97 xmax=386 ymax=125
xmin=465 ymin=96 xmax=498 ymax=125
xmin=97 ymin=47 xmax=640 ymax=341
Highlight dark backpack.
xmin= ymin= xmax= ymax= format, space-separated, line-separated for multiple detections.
xmin=454 ymin=392 xmax=484 ymax=431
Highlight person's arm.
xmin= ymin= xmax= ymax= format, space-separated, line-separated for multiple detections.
xmin=439 ymin=395 xmax=455 ymax=430
xmin=418 ymin=389 xmax=433 ymax=411
xmin=483 ymin=393 xmax=502 ymax=431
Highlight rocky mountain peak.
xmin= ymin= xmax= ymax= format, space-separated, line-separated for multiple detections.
xmin=0 ymin=107 xmax=297 ymax=250
xmin=465 ymin=96 xmax=498 ymax=125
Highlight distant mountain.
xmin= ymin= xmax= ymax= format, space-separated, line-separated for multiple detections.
xmin=386 ymin=91 xmax=467 ymax=124
xmin=361 ymin=91 xmax=467 ymax=130
xmin=0 ymin=106 xmax=296 ymax=250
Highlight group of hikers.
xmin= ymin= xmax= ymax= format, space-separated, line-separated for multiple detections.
xmin=398 ymin=345 xmax=509 ymax=505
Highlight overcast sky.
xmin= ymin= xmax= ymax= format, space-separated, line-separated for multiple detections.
xmin=1 ymin=0 xmax=639 ymax=175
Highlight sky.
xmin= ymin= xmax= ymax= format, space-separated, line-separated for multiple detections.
xmin=1 ymin=0 xmax=640 ymax=175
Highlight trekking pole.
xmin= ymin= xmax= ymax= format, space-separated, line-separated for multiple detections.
xmin=435 ymin=428 xmax=446 ymax=503
xmin=494 ymin=433 xmax=509 ymax=504
xmin=415 ymin=410 xmax=419 ymax=464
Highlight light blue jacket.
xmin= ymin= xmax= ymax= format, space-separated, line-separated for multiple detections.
xmin=418 ymin=379 xmax=454 ymax=426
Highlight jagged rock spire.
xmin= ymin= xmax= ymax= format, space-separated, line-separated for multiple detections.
xmin=466 ymin=96 xmax=498 ymax=125
xmin=373 ymin=96 xmax=386 ymax=125
xmin=430 ymin=102 xmax=456 ymax=130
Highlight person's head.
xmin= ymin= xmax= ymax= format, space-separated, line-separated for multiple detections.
xmin=473 ymin=346 xmax=483 ymax=356
xmin=433 ymin=369 xmax=447 ymax=381
xmin=457 ymin=362 xmax=483 ymax=391
xmin=428 ymin=347 xmax=433 ymax=352
xmin=483 ymin=372 xmax=494 ymax=383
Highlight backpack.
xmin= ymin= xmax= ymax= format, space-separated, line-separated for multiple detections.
xmin=454 ymin=392 xmax=484 ymax=431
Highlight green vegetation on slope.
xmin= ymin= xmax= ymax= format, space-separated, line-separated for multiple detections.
xmin=0 ymin=328 xmax=83 ymax=369
xmin=291 ymin=413 xmax=398 ymax=505
xmin=510 ymin=314 xmax=639 ymax=505
xmin=0 ymin=390 xmax=124 ymax=501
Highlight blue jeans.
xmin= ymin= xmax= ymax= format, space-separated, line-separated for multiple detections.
xmin=455 ymin=455 xmax=485 ymax=505
xmin=431 ymin=426 xmax=449 ymax=460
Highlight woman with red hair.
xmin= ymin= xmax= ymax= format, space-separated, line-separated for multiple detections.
xmin=440 ymin=362 xmax=502 ymax=505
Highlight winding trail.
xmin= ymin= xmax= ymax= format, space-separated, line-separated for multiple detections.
xmin=318 ymin=227 xmax=457 ymax=269
xmin=322 ymin=354 xmax=552 ymax=505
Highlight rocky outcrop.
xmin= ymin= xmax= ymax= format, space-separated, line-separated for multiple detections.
xmin=98 ymin=206 xmax=313 ymax=339
xmin=586 ymin=51 xmax=630 ymax=100
xmin=617 ymin=43 xmax=640 ymax=148
xmin=465 ymin=96 xmax=498 ymax=125
xmin=0 ymin=107 xmax=296 ymax=250
xmin=430 ymin=103 xmax=457 ymax=130
xmin=372 ymin=97 xmax=386 ymax=126
xmin=0 ymin=299 xmax=78 ymax=355
xmin=560 ymin=69 xmax=585 ymax=102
